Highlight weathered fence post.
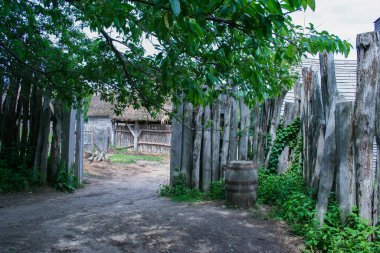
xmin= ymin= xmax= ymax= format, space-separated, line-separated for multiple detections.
xmin=75 ymin=105 xmax=84 ymax=184
xmin=353 ymin=31 xmax=380 ymax=224
xmin=202 ymin=105 xmax=212 ymax=191
xmin=229 ymin=88 xmax=238 ymax=161
xmin=265 ymin=88 xmax=287 ymax=168
xmin=62 ymin=107 xmax=76 ymax=171
xmin=335 ymin=101 xmax=356 ymax=221
xmin=375 ymin=54 xmax=380 ymax=225
xmin=239 ymin=98 xmax=250 ymax=160
xmin=211 ymin=101 xmax=221 ymax=180
xmin=278 ymin=102 xmax=295 ymax=174
xmin=220 ymin=95 xmax=231 ymax=176
xmin=301 ymin=67 xmax=324 ymax=187
xmin=316 ymin=52 xmax=339 ymax=224
xmin=181 ymin=103 xmax=194 ymax=186
xmin=192 ymin=106 xmax=203 ymax=189
xmin=170 ymin=104 xmax=184 ymax=186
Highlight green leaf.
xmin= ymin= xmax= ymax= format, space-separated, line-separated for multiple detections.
xmin=169 ymin=0 xmax=181 ymax=16
xmin=308 ymin=0 xmax=316 ymax=11
xmin=164 ymin=13 xmax=170 ymax=28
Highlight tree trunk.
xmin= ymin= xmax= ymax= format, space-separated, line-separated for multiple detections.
xmin=335 ymin=101 xmax=356 ymax=221
xmin=192 ymin=106 xmax=203 ymax=189
xmin=220 ymin=95 xmax=231 ymax=177
xmin=181 ymin=103 xmax=194 ymax=186
xmin=202 ymin=105 xmax=212 ymax=191
xmin=239 ymin=98 xmax=250 ymax=160
xmin=353 ymin=32 xmax=379 ymax=224
xmin=211 ymin=100 xmax=221 ymax=180
xmin=169 ymin=104 xmax=184 ymax=186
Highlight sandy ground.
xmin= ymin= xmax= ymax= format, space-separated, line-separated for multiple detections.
xmin=0 ymin=157 xmax=303 ymax=253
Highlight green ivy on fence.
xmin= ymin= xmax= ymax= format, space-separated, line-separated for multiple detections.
xmin=266 ymin=118 xmax=301 ymax=173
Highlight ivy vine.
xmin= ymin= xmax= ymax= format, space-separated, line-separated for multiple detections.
xmin=266 ymin=118 xmax=301 ymax=173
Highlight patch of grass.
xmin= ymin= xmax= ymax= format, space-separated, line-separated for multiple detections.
xmin=109 ymin=154 xmax=163 ymax=164
xmin=159 ymin=173 xmax=225 ymax=202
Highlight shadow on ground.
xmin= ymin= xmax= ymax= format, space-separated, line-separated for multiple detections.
xmin=0 ymin=158 xmax=303 ymax=253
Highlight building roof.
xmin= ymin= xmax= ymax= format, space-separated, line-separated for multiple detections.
xmin=87 ymin=95 xmax=172 ymax=123
xmin=375 ymin=17 xmax=380 ymax=32
xmin=87 ymin=95 xmax=114 ymax=118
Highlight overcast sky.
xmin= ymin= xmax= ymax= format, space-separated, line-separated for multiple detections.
xmin=291 ymin=0 xmax=380 ymax=59
xmin=126 ymin=1 xmax=380 ymax=59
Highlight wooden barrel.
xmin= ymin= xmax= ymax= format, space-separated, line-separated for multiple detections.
xmin=225 ymin=161 xmax=258 ymax=208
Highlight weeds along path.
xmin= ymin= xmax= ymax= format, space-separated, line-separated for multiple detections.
xmin=0 ymin=158 xmax=302 ymax=252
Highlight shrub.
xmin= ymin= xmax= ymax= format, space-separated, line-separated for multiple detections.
xmin=54 ymin=162 xmax=77 ymax=193
xmin=258 ymin=166 xmax=380 ymax=252
xmin=159 ymin=173 xmax=225 ymax=202
xmin=0 ymin=160 xmax=36 ymax=193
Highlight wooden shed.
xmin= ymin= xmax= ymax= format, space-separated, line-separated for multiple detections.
xmin=113 ymin=103 xmax=172 ymax=154
xmin=375 ymin=17 xmax=380 ymax=32
xmin=84 ymin=95 xmax=172 ymax=154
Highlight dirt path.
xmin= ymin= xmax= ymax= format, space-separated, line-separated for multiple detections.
xmin=0 ymin=158 xmax=302 ymax=253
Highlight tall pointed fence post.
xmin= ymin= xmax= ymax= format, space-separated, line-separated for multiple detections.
xmin=181 ymin=103 xmax=194 ymax=186
xmin=316 ymin=52 xmax=339 ymax=224
xmin=202 ymin=105 xmax=212 ymax=191
xmin=335 ymin=101 xmax=356 ymax=221
xmin=211 ymin=100 xmax=221 ymax=180
xmin=62 ymin=107 xmax=76 ymax=171
xmin=169 ymin=104 xmax=184 ymax=186
xmin=239 ymin=98 xmax=250 ymax=160
xmin=75 ymin=104 xmax=84 ymax=184
xmin=353 ymin=31 xmax=380 ymax=225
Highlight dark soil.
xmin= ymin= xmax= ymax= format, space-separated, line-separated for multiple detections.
xmin=0 ymin=158 xmax=303 ymax=253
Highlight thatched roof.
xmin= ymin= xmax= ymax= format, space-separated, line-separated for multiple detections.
xmin=87 ymin=95 xmax=171 ymax=123
xmin=87 ymin=96 xmax=114 ymax=118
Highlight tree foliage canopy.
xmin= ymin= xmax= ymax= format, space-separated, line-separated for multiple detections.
xmin=1 ymin=0 xmax=351 ymax=112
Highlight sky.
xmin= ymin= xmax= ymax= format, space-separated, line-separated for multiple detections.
xmin=108 ymin=1 xmax=380 ymax=59
xmin=290 ymin=0 xmax=380 ymax=59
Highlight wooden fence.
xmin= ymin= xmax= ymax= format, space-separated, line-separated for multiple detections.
xmin=115 ymin=123 xmax=171 ymax=153
xmin=83 ymin=124 xmax=110 ymax=153
xmin=170 ymin=31 xmax=380 ymax=226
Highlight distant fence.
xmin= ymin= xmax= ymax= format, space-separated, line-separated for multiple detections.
xmin=83 ymin=124 xmax=111 ymax=153
xmin=115 ymin=123 xmax=171 ymax=153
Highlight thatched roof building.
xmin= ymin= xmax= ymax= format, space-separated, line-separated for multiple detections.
xmin=87 ymin=95 xmax=171 ymax=123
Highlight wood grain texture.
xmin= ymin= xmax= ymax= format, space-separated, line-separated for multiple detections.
xmin=353 ymin=32 xmax=379 ymax=224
